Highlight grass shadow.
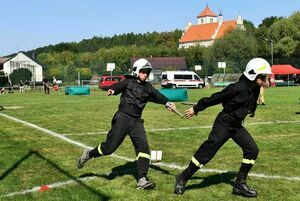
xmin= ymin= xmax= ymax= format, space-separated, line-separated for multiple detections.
xmin=0 ymin=150 xmax=109 ymax=200
xmin=185 ymin=171 xmax=236 ymax=191
xmin=82 ymin=161 xmax=172 ymax=182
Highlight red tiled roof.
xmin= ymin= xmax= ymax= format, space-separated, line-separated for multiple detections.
xmin=179 ymin=23 xmax=218 ymax=43
xmin=215 ymin=20 xmax=236 ymax=39
xmin=179 ymin=20 xmax=237 ymax=43
xmin=197 ymin=6 xmax=217 ymax=18
xmin=0 ymin=57 xmax=10 ymax=64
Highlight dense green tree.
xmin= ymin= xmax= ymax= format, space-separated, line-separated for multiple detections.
xmin=269 ymin=13 xmax=300 ymax=57
xmin=10 ymin=68 xmax=32 ymax=85
xmin=203 ymin=30 xmax=257 ymax=74
xmin=258 ymin=16 xmax=283 ymax=28
xmin=243 ymin=20 xmax=256 ymax=36
xmin=77 ymin=67 xmax=93 ymax=80
xmin=48 ymin=68 xmax=60 ymax=79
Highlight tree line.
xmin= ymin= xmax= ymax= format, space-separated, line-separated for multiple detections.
xmin=25 ymin=12 xmax=300 ymax=81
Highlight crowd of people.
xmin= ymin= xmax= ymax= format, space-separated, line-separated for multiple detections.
xmin=0 ymin=77 xmax=61 ymax=95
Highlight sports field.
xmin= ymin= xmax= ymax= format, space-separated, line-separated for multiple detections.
xmin=0 ymin=86 xmax=299 ymax=201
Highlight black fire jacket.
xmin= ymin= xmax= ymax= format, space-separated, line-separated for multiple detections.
xmin=110 ymin=77 xmax=168 ymax=118
xmin=193 ymin=76 xmax=260 ymax=122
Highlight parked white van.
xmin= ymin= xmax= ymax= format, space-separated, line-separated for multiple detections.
xmin=161 ymin=71 xmax=205 ymax=88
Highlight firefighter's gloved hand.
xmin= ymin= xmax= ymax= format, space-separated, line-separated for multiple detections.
xmin=184 ymin=107 xmax=195 ymax=118
xmin=166 ymin=102 xmax=176 ymax=112
xmin=106 ymin=89 xmax=115 ymax=96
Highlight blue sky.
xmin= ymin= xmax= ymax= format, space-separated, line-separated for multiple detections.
xmin=0 ymin=0 xmax=299 ymax=56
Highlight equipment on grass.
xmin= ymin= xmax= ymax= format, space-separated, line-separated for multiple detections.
xmin=159 ymin=88 xmax=188 ymax=102
xmin=53 ymin=85 xmax=59 ymax=91
xmin=65 ymin=86 xmax=90 ymax=95
xmin=150 ymin=150 xmax=162 ymax=163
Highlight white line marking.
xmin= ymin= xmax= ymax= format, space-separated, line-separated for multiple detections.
xmin=62 ymin=120 xmax=300 ymax=136
xmin=153 ymin=162 xmax=300 ymax=181
xmin=2 ymin=168 xmax=136 ymax=197
xmin=1 ymin=113 xmax=299 ymax=183
xmin=1 ymin=106 xmax=24 ymax=109
xmin=2 ymin=176 xmax=97 ymax=197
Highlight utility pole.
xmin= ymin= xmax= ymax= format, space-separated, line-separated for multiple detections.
xmin=271 ymin=39 xmax=274 ymax=67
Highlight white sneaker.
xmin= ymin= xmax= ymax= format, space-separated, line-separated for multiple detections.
xmin=136 ymin=177 xmax=155 ymax=189
xmin=77 ymin=149 xmax=91 ymax=169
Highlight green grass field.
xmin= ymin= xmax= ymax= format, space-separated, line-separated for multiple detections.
xmin=0 ymin=86 xmax=299 ymax=201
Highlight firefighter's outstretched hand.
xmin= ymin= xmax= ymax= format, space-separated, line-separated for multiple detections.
xmin=165 ymin=102 xmax=176 ymax=112
xmin=106 ymin=89 xmax=115 ymax=96
xmin=184 ymin=107 xmax=195 ymax=118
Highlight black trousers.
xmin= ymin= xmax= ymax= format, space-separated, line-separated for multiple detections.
xmin=193 ymin=111 xmax=259 ymax=172
xmin=97 ymin=111 xmax=150 ymax=179
xmin=43 ymin=84 xmax=49 ymax=94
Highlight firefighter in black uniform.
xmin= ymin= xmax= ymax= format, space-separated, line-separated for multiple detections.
xmin=174 ymin=58 xmax=272 ymax=197
xmin=77 ymin=58 xmax=175 ymax=189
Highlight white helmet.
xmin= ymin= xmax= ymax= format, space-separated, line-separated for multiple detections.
xmin=243 ymin=58 xmax=272 ymax=81
xmin=132 ymin=58 xmax=152 ymax=77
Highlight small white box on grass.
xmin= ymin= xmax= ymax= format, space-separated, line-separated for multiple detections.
xmin=150 ymin=150 xmax=162 ymax=162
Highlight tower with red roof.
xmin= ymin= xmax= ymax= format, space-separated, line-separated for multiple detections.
xmin=179 ymin=5 xmax=244 ymax=48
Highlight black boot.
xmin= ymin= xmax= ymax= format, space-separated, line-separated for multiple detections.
xmin=174 ymin=173 xmax=188 ymax=195
xmin=233 ymin=172 xmax=258 ymax=197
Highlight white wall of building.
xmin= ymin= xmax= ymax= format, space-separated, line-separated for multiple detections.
xmin=197 ymin=16 xmax=217 ymax=25
xmin=3 ymin=52 xmax=43 ymax=82
xmin=179 ymin=40 xmax=214 ymax=48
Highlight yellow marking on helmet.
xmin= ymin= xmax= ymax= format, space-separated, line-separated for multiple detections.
xmin=97 ymin=145 xmax=103 ymax=155
xmin=242 ymin=158 xmax=256 ymax=164
xmin=191 ymin=157 xmax=204 ymax=168
xmin=136 ymin=152 xmax=150 ymax=160
xmin=257 ymin=63 xmax=267 ymax=71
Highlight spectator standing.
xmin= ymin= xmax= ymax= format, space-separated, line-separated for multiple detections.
xmin=43 ymin=77 xmax=50 ymax=94
xmin=19 ymin=80 xmax=25 ymax=93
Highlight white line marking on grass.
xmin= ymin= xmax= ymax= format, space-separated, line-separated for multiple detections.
xmin=2 ymin=106 xmax=24 ymax=109
xmin=0 ymin=113 xmax=91 ymax=150
xmin=1 ymin=113 xmax=300 ymax=183
xmin=62 ymin=120 xmax=300 ymax=136
xmin=153 ymin=162 xmax=300 ymax=181
xmin=1 ymin=176 xmax=97 ymax=197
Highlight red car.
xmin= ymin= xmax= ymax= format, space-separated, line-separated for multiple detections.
xmin=99 ymin=75 xmax=125 ymax=90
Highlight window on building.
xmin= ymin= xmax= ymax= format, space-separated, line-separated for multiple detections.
xmin=210 ymin=18 xmax=213 ymax=23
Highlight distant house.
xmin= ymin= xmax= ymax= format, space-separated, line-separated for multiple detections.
xmin=130 ymin=57 xmax=187 ymax=81
xmin=0 ymin=52 xmax=43 ymax=82
xmin=179 ymin=5 xmax=244 ymax=48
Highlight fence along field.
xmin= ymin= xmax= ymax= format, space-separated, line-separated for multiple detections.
xmin=0 ymin=87 xmax=299 ymax=200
